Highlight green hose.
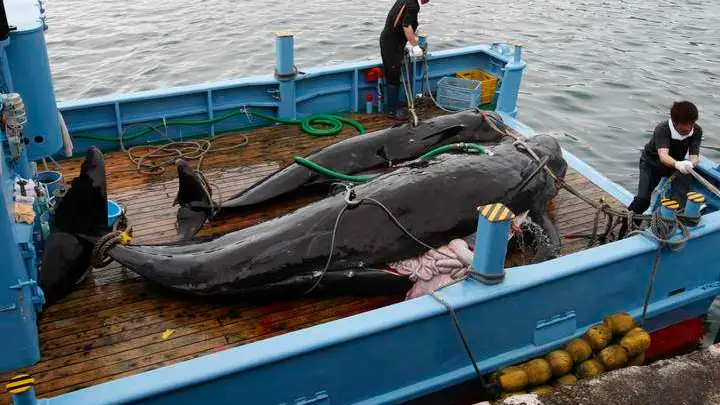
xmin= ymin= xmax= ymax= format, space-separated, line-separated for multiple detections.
xmin=419 ymin=143 xmax=488 ymax=160
xmin=71 ymin=109 xmax=365 ymax=142
xmin=295 ymin=142 xmax=490 ymax=183
xmin=293 ymin=156 xmax=376 ymax=182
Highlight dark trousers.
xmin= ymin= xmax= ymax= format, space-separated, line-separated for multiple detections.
xmin=628 ymin=156 xmax=692 ymax=216
xmin=379 ymin=36 xmax=413 ymax=116
xmin=628 ymin=158 xmax=666 ymax=215
xmin=380 ymin=37 xmax=403 ymax=85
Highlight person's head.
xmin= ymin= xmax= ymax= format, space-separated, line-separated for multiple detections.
xmin=670 ymin=101 xmax=698 ymax=135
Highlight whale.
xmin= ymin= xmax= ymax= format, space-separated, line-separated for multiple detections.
xmin=174 ymin=109 xmax=516 ymax=239
xmin=37 ymin=130 xmax=567 ymax=304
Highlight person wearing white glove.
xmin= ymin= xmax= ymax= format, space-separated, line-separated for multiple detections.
xmin=379 ymin=0 xmax=429 ymax=121
xmin=622 ymin=101 xmax=702 ymax=232
xmin=405 ymin=42 xmax=424 ymax=58
xmin=674 ymin=159 xmax=694 ymax=174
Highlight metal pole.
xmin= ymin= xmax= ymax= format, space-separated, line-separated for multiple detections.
xmin=496 ymin=43 xmax=526 ymax=118
xmin=275 ymin=32 xmax=296 ymax=120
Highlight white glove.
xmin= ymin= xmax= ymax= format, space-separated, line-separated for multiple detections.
xmin=674 ymin=160 xmax=694 ymax=174
xmin=406 ymin=43 xmax=423 ymax=57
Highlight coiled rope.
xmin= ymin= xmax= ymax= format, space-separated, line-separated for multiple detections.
xmin=73 ymin=109 xmax=365 ymax=176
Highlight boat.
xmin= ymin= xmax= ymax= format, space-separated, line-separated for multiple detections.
xmin=1 ymin=0 xmax=719 ymax=403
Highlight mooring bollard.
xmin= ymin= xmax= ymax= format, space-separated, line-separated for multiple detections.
xmin=6 ymin=374 xmax=38 ymax=405
xmin=472 ymin=202 xmax=515 ymax=285
xmin=684 ymin=192 xmax=706 ymax=222
xmin=659 ymin=198 xmax=679 ymax=221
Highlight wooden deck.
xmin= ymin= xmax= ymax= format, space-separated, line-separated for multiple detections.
xmin=0 ymin=105 xmax=625 ymax=402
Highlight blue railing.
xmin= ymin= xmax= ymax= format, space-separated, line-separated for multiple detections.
xmin=56 ymin=38 xmax=519 ymax=156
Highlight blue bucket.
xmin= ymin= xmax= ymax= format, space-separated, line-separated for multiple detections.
xmin=108 ymin=200 xmax=121 ymax=228
xmin=37 ymin=170 xmax=64 ymax=196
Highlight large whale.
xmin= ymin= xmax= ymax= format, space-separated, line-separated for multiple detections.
xmin=174 ymin=109 xmax=514 ymax=239
xmin=38 ymin=132 xmax=566 ymax=303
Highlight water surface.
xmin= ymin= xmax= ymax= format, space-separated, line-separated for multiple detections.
xmin=43 ymin=0 xmax=720 ymax=191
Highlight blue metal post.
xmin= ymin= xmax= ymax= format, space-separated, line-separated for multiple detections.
xmin=275 ymin=32 xmax=296 ymax=120
xmin=0 ymin=139 xmax=41 ymax=373
xmin=5 ymin=375 xmax=38 ymax=405
xmin=685 ymin=192 xmax=705 ymax=221
xmin=471 ymin=202 xmax=515 ymax=284
xmin=660 ymin=198 xmax=679 ymax=220
xmin=0 ymin=39 xmax=14 ymax=92
xmin=496 ymin=44 xmax=526 ymax=118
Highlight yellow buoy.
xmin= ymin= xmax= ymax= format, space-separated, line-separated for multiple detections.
xmin=545 ymin=350 xmax=574 ymax=377
xmin=619 ymin=328 xmax=651 ymax=356
xmin=553 ymin=374 xmax=578 ymax=386
xmin=576 ymin=359 xmax=605 ymax=379
xmin=565 ymin=338 xmax=593 ymax=363
xmin=522 ymin=359 xmax=553 ymax=386
xmin=530 ymin=385 xmax=553 ymax=394
xmin=625 ymin=327 xmax=648 ymax=336
xmin=628 ymin=352 xmax=646 ymax=366
xmin=584 ymin=323 xmax=613 ymax=351
xmin=491 ymin=366 xmax=528 ymax=392
xmin=598 ymin=345 xmax=629 ymax=370
xmin=603 ymin=312 xmax=636 ymax=336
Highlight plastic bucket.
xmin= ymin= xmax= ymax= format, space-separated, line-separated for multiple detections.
xmin=108 ymin=200 xmax=121 ymax=228
xmin=37 ymin=170 xmax=64 ymax=196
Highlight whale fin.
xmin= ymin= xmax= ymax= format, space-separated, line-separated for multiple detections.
xmin=40 ymin=146 xmax=109 ymax=304
xmin=175 ymin=159 xmax=214 ymax=239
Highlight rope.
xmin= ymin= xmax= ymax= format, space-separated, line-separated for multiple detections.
xmin=625 ymin=207 xmax=691 ymax=325
xmin=113 ymin=122 xmax=249 ymax=176
xmin=484 ymin=113 xmax=656 ymax=238
xmin=304 ymin=184 xmax=460 ymax=295
xmin=302 ymin=183 xmax=493 ymax=395
xmin=477 ymin=112 xmax=709 ymax=332
xmin=74 ymin=109 xmax=366 ymax=177
xmin=401 ymin=52 xmax=420 ymax=127
xmin=91 ymin=230 xmax=133 ymax=268
xmin=429 ymin=291 xmax=493 ymax=396
xmin=421 ymin=57 xmax=478 ymax=114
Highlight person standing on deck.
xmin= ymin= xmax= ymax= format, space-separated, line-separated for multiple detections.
xmin=627 ymin=100 xmax=702 ymax=218
xmin=380 ymin=0 xmax=427 ymax=120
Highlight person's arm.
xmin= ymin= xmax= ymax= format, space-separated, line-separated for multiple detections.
xmin=403 ymin=26 xmax=417 ymax=46
xmin=688 ymin=127 xmax=702 ymax=166
xmin=657 ymin=148 xmax=678 ymax=169
xmin=402 ymin=2 xmax=419 ymax=46
xmin=653 ymin=125 xmax=676 ymax=169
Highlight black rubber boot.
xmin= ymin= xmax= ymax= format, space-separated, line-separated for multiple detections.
xmin=386 ymin=83 xmax=408 ymax=121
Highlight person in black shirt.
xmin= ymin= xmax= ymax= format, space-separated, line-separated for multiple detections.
xmin=380 ymin=0 xmax=427 ymax=120
xmin=627 ymin=100 xmax=702 ymax=217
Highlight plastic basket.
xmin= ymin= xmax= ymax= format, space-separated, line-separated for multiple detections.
xmin=456 ymin=69 xmax=498 ymax=105
xmin=436 ymin=76 xmax=482 ymax=111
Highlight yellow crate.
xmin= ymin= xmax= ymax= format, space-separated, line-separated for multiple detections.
xmin=456 ymin=69 xmax=497 ymax=105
